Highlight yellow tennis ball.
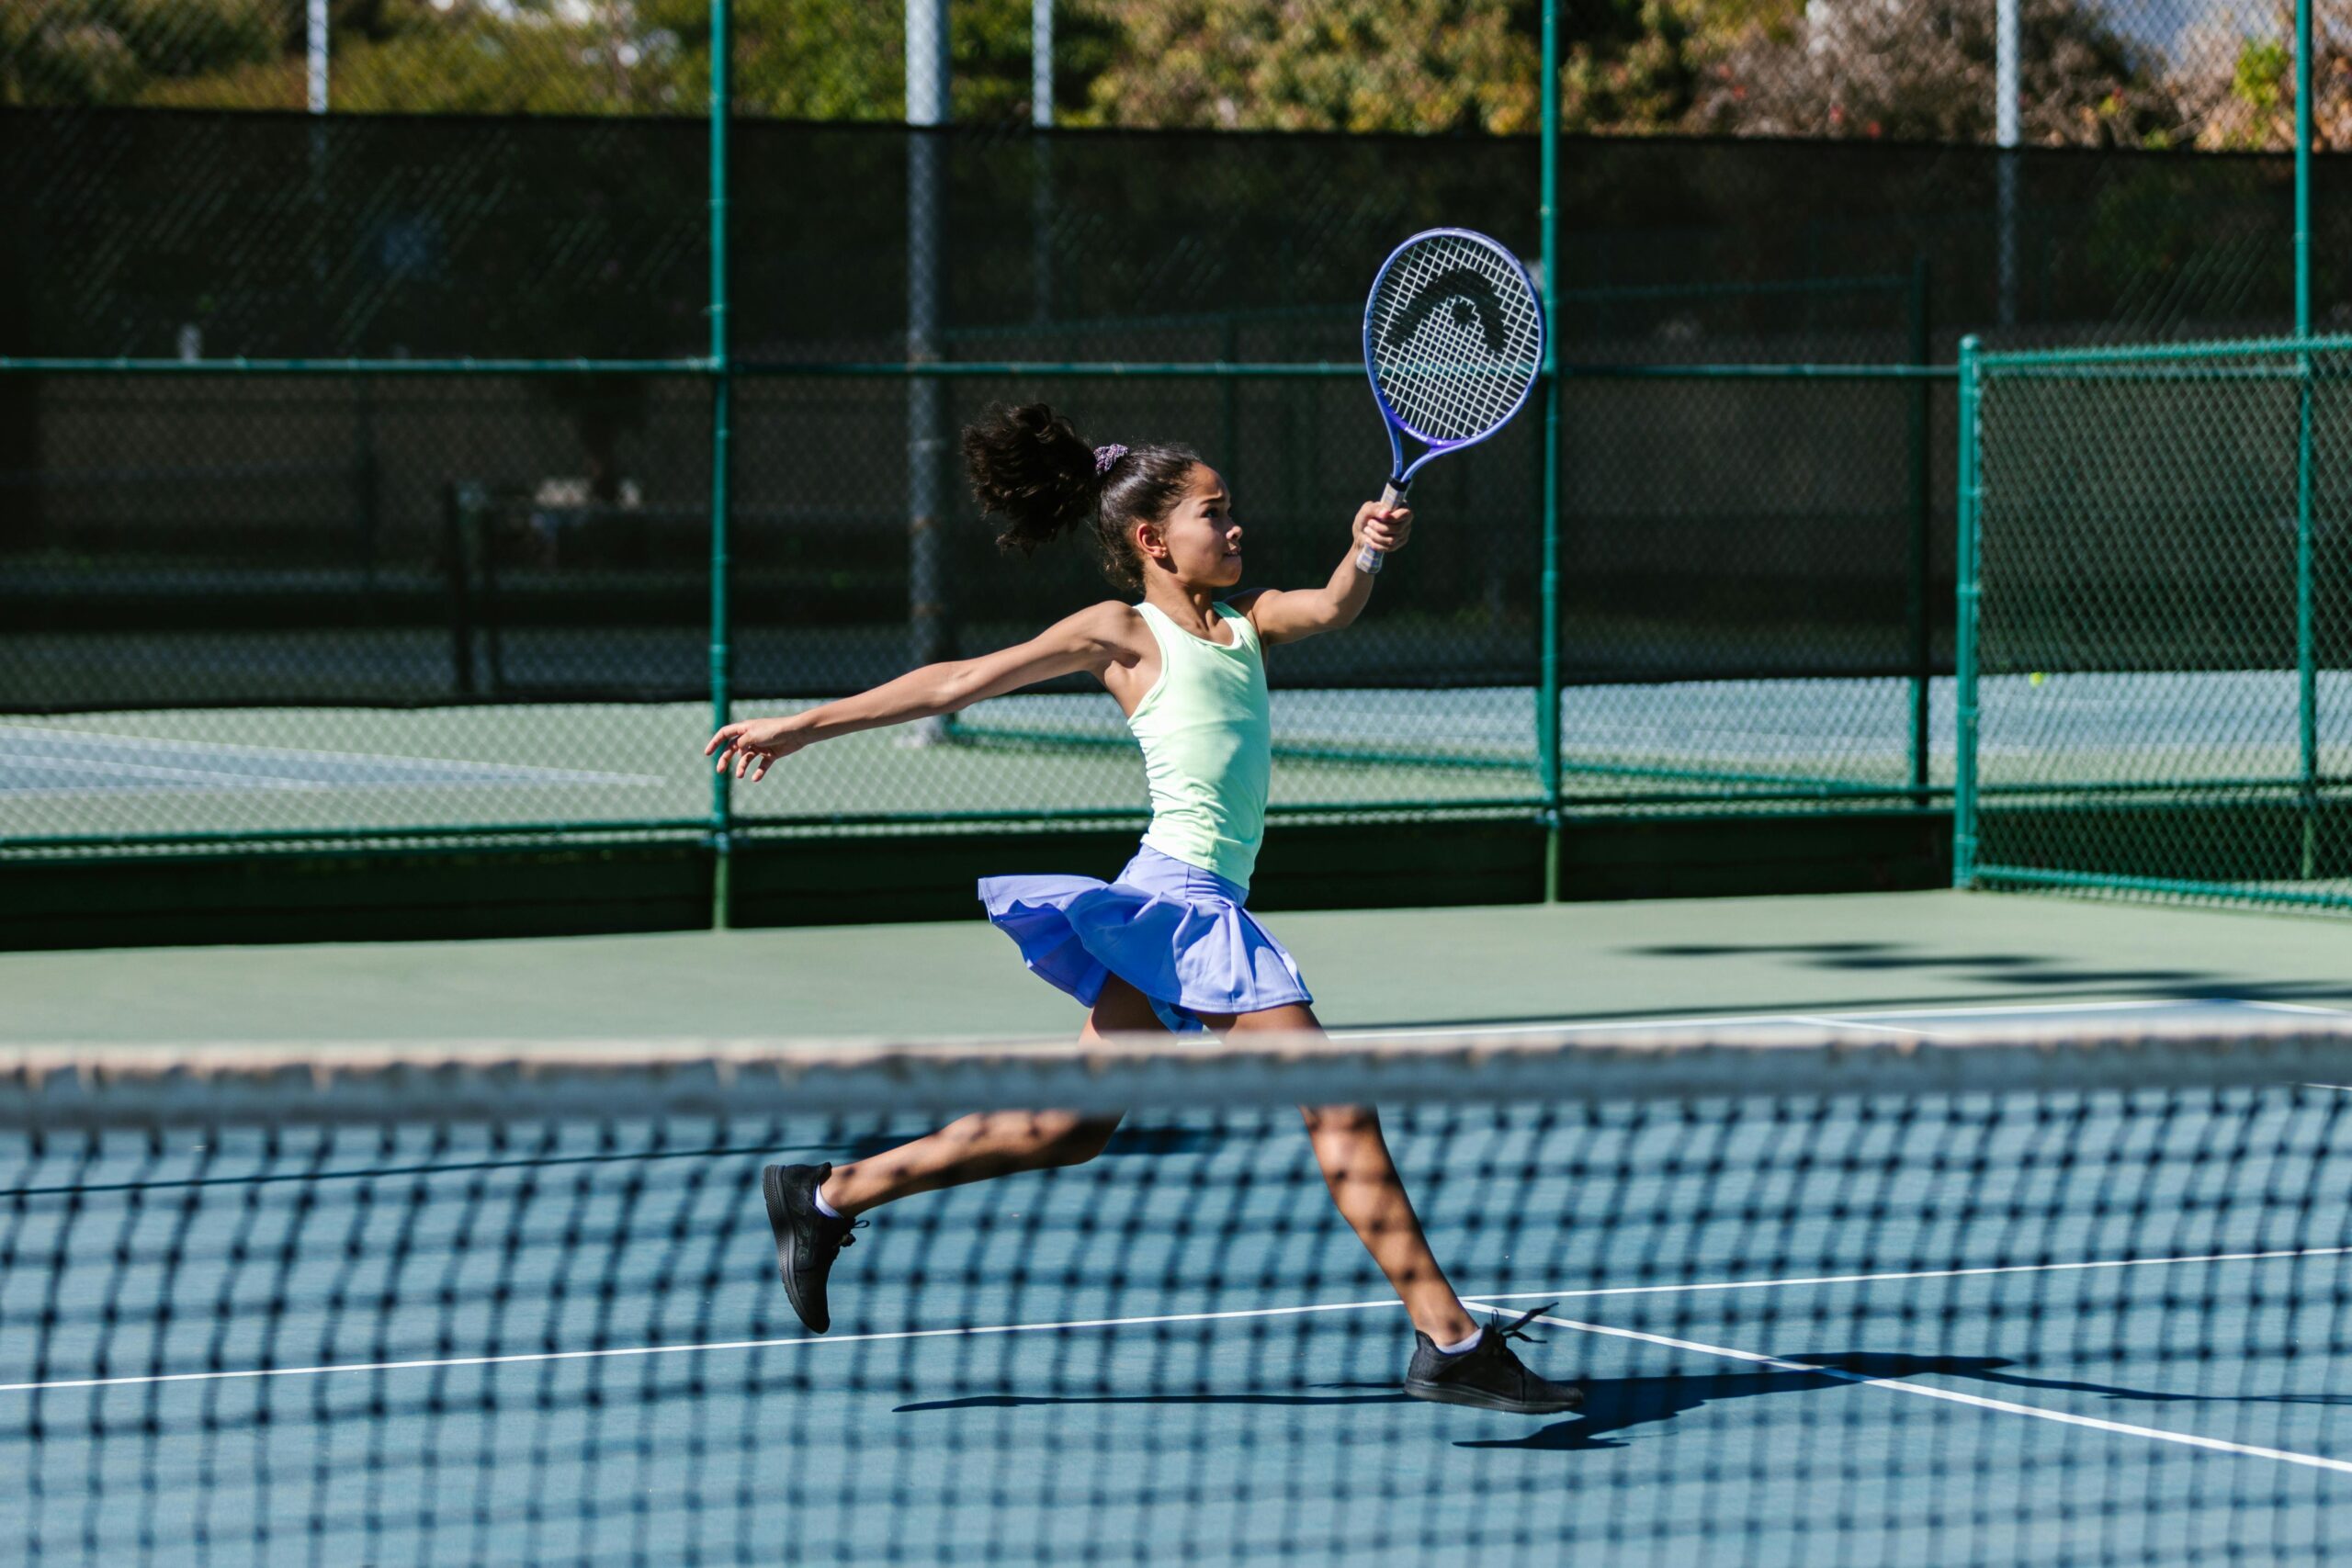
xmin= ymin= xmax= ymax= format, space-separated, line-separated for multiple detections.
xmin=2029 ymin=671 xmax=2045 ymax=687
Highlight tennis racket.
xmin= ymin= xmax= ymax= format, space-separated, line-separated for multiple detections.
xmin=1357 ymin=228 xmax=1546 ymax=573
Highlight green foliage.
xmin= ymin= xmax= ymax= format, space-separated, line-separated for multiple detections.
xmin=2 ymin=0 xmax=280 ymax=106
xmin=953 ymin=0 xmax=1121 ymax=123
xmin=1557 ymin=0 xmax=1703 ymax=135
xmin=2232 ymin=37 xmax=2290 ymax=113
xmin=0 ymin=0 xmax=2331 ymax=152
xmin=1076 ymin=1 xmax=1541 ymax=133
xmin=1679 ymin=0 xmax=2177 ymax=145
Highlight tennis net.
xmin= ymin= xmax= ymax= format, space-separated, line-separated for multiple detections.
xmin=6 ymin=1021 xmax=2352 ymax=1565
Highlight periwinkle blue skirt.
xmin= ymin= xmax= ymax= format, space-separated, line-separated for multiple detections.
xmin=978 ymin=844 xmax=1312 ymax=1032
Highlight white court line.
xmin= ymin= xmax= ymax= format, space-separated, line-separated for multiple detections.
xmin=1347 ymin=997 xmax=2249 ymax=1042
xmin=0 ymin=726 xmax=662 ymax=788
xmin=1501 ymin=1309 xmax=2352 ymax=1478
xmin=0 ymin=754 xmax=330 ymax=792
xmin=2245 ymin=1002 xmax=2352 ymax=1018
xmin=8 ymin=1245 xmax=2344 ymax=1399
xmin=0 ymin=1297 xmax=1409 ymax=1396
xmin=1784 ymin=1015 xmax=1934 ymax=1038
xmin=1461 ymin=1244 xmax=2352 ymax=1306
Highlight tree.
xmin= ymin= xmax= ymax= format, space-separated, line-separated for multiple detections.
xmin=2 ymin=0 xmax=282 ymax=106
xmin=2166 ymin=0 xmax=2352 ymax=152
xmin=1683 ymin=0 xmax=2181 ymax=146
xmin=1075 ymin=0 xmax=1542 ymax=134
xmin=324 ymin=1 xmax=1118 ymax=124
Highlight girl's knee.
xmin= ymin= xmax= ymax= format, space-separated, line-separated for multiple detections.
xmin=1031 ymin=1111 xmax=1122 ymax=1168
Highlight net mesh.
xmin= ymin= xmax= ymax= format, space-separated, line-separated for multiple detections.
xmin=7 ymin=1021 xmax=2352 ymax=1565
xmin=1366 ymin=232 xmax=1543 ymax=449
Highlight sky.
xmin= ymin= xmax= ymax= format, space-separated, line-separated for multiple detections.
xmin=2103 ymin=0 xmax=2281 ymax=55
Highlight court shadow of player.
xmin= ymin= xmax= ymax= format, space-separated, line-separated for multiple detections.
xmin=895 ymin=1350 xmax=2311 ymax=1426
xmin=1453 ymin=1366 xmax=1849 ymax=1451
xmin=1456 ymin=1352 xmax=2230 ymax=1452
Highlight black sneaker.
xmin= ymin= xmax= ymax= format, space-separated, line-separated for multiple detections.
xmin=1403 ymin=1303 xmax=1584 ymax=1415
xmin=762 ymin=1162 xmax=865 ymax=1335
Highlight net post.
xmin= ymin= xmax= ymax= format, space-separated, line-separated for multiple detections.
xmin=1905 ymin=254 xmax=1932 ymax=807
xmin=2296 ymin=0 xmax=2318 ymax=880
xmin=1537 ymin=0 xmax=1564 ymax=902
xmin=1953 ymin=336 xmax=1983 ymax=888
xmin=707 ymin=0 xmax=735 ymax=930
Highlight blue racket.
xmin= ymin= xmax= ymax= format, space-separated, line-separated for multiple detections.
xmin=1357 ymin=227 xmax=1546 ymax=573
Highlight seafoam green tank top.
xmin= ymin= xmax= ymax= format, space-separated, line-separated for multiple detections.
xmin=1127 ymin=599 xmax=1272 ymax=889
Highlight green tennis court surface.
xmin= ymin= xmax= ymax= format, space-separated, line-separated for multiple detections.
xmin=7 ymin=886 xmax=2348 ymax=1047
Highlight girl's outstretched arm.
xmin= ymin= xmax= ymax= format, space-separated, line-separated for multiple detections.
xmin=1243 ymin=499 xmax=1412 ymax=646
xmin=707 ymin=601 xmax=1142 ymax=781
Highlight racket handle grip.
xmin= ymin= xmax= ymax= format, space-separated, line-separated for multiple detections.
xmin=1354 ymin=481 xmax=1405 ymax=575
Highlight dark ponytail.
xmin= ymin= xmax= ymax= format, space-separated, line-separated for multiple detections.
xmin=960 ymin=402 xmax=1200 ymax=593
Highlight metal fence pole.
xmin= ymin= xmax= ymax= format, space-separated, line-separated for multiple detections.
xmin=1538 ymin=0 xmax=1564 ymax=900
xmin=907 ymin=0 xmax=951 ymax=742
xmin=1996 ymin=0 xmax=2019 ymax=328
xmin=1032 ymin=0 xmax=1055 ymax=328
xmin=2296 ymin=0 xmax=2318 ymax=879
xmin=1906 ymin=254 xmax=1933 ymax=806
xmin=708 ymin=0 xmax=736 ymax=927
xmin=1033 ymin=0 xmax=1053 ymax=127
xmin=307 ymin=0 xmax=329 ymax=114
xmin=1953 ymin=336 xmax=1984 ymax=887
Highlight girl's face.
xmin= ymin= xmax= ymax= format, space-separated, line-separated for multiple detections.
xmin=1138 ymin=463 xmax=1243 ymax=590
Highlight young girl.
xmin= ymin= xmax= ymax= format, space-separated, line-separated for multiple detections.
xmin=706 ymin=402 xmax=1578 ymax=1415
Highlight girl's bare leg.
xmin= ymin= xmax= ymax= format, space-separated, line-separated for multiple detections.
xmin=814 ymin=975 xmax=1160 ymax=1215
xmin=1211 ymin=1001 xmax=1481 ymax=1346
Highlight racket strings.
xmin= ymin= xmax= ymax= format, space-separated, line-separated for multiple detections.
xmin=1370 ymin=237 xmax=1542 ymax=445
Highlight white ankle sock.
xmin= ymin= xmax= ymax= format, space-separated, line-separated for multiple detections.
xmin=1435 ymin=1325 xmax=1485 ymax=1357
xmin=812 ymin=1186 xmax=844 ymax=1221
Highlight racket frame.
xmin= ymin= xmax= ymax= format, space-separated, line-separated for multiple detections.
xmin=1357 ymin=226 xmax=1545 ymax=573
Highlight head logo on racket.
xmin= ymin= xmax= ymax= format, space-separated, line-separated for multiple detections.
xmin=1358 ymin=228 xmax=1545 ymax=573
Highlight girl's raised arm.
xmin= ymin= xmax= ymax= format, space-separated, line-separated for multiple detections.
xmin=707 ymin=602 xmax=1141 ymax=781
xmin=1243 ymin=499 xmax=1412 ymax=647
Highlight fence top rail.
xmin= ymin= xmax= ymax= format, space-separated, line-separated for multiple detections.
xmin=1979 ymin=333 xmax=2352 ymax=372
xmin=0 ymin=357 xmax=718 ymax=377
xmin=3 ymin=355 xmax=1956 ymax=381
xmin=733 ymin=359 xmax=1952 ymax=380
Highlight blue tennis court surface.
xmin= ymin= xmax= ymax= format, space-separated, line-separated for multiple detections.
xmin=7 ymin=997 xmax=2352 ymax=1564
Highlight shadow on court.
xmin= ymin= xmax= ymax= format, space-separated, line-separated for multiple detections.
xmin=899 ymin=1351 xmax=2350 ymax=1450
xmin=1371 ymin=978 xmax=2352 ymax=1032
xmin=1464 ymin=1352 xmax=2352 ymax=1451
xmin=1626 ymin=939 xmax=2249 ymax=990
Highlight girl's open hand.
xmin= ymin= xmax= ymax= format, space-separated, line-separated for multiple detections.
xmin=705 ymin=716 xmax=809 ymax=782
xmin=1353 ymin=500 xmax=1412 ymax=558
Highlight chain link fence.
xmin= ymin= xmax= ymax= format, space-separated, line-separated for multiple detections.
xmin=1958 ymin=335 xmax=2351 ymax=910
xmin=1 ymin=3 xmax=2343 ymax=895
